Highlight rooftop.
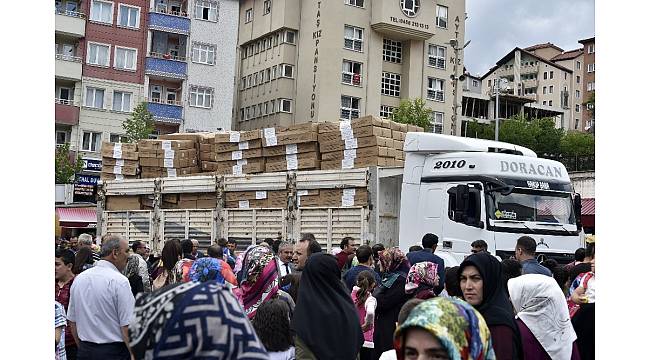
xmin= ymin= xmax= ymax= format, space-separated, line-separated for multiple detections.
xmin=551 ymin=48 xmax=584 ymax=61
xmin=578 ymin=37 xmax=595 ymax=45
xmin=524 ymin=42 xmax=565 ymax=52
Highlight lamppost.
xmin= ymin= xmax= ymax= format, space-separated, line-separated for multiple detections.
xmin=449 ymin=39 xmax=470 ymax=136
xmin=494 ymin=77 xmax=508 ymax=141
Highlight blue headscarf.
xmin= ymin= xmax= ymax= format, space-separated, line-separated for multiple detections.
xmin=189 ymin=257 xmax=224 ymax=284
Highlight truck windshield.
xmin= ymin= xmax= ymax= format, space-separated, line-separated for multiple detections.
xmin=487 ymin=189 xmax=575 ymax=225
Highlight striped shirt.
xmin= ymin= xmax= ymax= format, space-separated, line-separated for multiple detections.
xmin=55 ymin=302 xmax=67 ymax=360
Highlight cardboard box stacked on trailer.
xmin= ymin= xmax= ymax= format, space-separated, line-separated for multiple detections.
xmin=224 ymin=190 xmax=289 ymax=209
xmin=138 ymin=140 xmax=200 ymax=178
xmin=200 ymin=130 xmax=266 ymax=175
xmin=100 ymin=142 xmax=139 ymax=180
xmin=262 ymin=123 xmax=320 ymax=172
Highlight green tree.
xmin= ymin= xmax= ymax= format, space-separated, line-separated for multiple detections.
xmin=391 ymin=98 xmax=432 ymax=131
xmin=560 ymin=131 xmax=595 ymax=156
xmin=123 ymin=102 xmax=155 ymax=143
xmin=55 ymin=143 xmax=84 ymax=184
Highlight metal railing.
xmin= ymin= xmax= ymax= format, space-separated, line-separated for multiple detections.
xmin=55 ymin=98 xmax=74 ymax=105
xmin=546 ymin=155 xmax=595 ymax=172
xmin=148 ymin=52 xmax=187 ymax=62
xmin=55 ymin=53 xmax=82 ymax=62
xmin=147 ymin=97 xmax=182 ymax=106
xmin=151 ymin=7 xmax=189 ymax=18
xmin=341 ymin=73 xmax=362 ymax=86
xmin=55 ymin=8 xmax=86 ymax=19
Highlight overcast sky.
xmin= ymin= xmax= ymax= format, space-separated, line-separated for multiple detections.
xmin=464 ymin=0 xmax=595 ymax=76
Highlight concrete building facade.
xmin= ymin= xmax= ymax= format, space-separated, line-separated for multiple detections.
xmin=235 ymin=0 xmax=466 ymax=135
xmin=578 ymin=37 xmax=595 ymax=132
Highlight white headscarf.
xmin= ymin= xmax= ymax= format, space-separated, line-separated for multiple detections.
xmin=508 ymin=274 xmax=577 ymax=360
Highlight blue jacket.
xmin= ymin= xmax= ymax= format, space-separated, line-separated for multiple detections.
xmin=343 ymin=265 xmax=382 ymax=292
xmin=521 ymin=259 xmax=553 ymax=277
xmin=406 ymin=249 xmax=446 ymax=294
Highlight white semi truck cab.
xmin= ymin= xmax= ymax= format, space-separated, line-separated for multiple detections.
xmin=398 ymin=133 xmax=583 ymax=265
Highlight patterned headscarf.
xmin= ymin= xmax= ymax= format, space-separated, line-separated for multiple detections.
xmin=233 ymin=245 xmax=280 ymax=319
xmin=129 ymin=281 xmax=269 ymax=360
xmin=394 ymin=297 xmax=496 ymax=360
xmin=123 ymin=254 xmax=140 ymax=279
xmin=234 ymin=245 xmax=256 ymax=278
xmin=379 ymin=247 xmax=408 ymax=274
xmin=189 ymin=257 xmax=224 ymax=284
xmin=405 ymin=261 xmax=440 ymax=298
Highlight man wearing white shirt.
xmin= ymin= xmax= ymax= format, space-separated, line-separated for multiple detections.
xmin=67 ymin=234 xmax=135 ymax=360
xmin=278 ymin=241 xmax=295 ymax=277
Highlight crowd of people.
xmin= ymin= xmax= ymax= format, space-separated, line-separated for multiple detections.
xmin=54 ymin=232 xmax=595 ymax=360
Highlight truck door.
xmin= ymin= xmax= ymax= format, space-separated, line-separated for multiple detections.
xmin=441 ymin=183 xmax=492 ymax=257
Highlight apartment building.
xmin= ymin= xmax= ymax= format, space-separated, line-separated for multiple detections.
xmin=481 ymin=43 xmax=584 ymax=131
xmin=235 ymin=0 xmax=466 ymax=135
xmin=578 ymin=37 xmax=595 ymax=132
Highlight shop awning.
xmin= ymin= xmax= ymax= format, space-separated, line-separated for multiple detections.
xmin=581 ymin=198 xmax=595 ymax=215
xmin=56 ymin=207 xmax=97 ymax=224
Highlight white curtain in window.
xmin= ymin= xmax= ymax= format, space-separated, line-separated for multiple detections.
xmin=207 ymin=48 xmax=214 ymax=64
xmin=97 ymin=45 xmax=108 ymax=65
xmin=89 ymin=45 xmax=98 ymax=63
xmin=82 ymin=133 xmax=91 ymax=150
xmin=94 ymin=89 xmax=104 ymax=108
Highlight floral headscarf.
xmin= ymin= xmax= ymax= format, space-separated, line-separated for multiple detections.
xmin=234 ymin=245 xmax=256 ymax=278
xmin=124 ymin=254 xmax=140 ymax=279
xmin=405 ymin=261 xmax=439 ymax=298
xmin=189 ymin=258 xmax=224 ymax=284
xmin=379 ymin=247 xmax=408 ymax=273
xmin=394 ymin=297 xmax=496 ymax=360
xmin=233 ymin=245 xmax=280 ymax=319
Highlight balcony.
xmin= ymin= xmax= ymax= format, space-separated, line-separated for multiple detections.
xmin=55 ymin=8 xmax=86 ymax=37
xmin=342 ymin=73 xmax=362 ymax=86
xmin=55 ymin=99 xmax=80 ymax=125
xmin=147 ymin=100 xmax=183 ymax=124
xmin=55 ymin=53 xmax=82 ymax=81
xmin=145 ymin=54 xmax=187 ymax=79
xmin=370 ymin=0 xmax=435 ymax=40
xmin=520 ymin=64 xmax=540 ymax=75
xmin=149 ymin=10 xmax=190 ymax=35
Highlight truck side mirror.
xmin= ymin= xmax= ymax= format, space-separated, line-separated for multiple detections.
xmin=574 ymin=193 xmax=583 ymax=231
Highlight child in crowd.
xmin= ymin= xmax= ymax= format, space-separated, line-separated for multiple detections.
xmin=351 ymin=270 xmax=378 ymax=360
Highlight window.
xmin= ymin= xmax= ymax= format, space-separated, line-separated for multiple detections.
xmin=82 ymin=132 xmax=102 ymax=152
xmin=117 ymin=4 xmax=139 ymax=28
xmin=543 ymin=72 xmax=547 ymax=80
xmin=428 ymin=44 xmax=446 ymax=69
xmin=542 ymin=86 xmax=547 ymax=94
xmin=587 ymin=103 xmax=594 ymax=110
xmin=90 ymin=0 xmax=113 ymax=24
xmin=114 ymin=47 xmax=137 ymax=70
xmin=543 ymin=101 xmax=547 ymax=106
xmin=427 ymin=78 xmax=444 ymax=102
xmin=245 ymin=8 xmax=252 ymax=23
xmin=267 ymin=36 xmax=272 ymax=49
xmin=273 ymin=33 xmax=279 ymax=46
xmin=436 ymin=5 xmax=448 ymax=28
xmin=245 ymin=107 xmax=250 ymax=120
xmin=548 ymin=100 xmax=553 ymax=106
xmin=587 ymin=63 xmax=595 ymax=72
xmin=56 ymin=131 xmax=68 ymax=146
xmin=575 ymin=120 xmax=579 ymax=130
xmin=431 ymin=111 xmax=444 ymax=134
xmin=345 ymin=0 xmax=364 ymax=7
xmin=575 ymin=90 xmax=580 ymax=99
xmin=190 ymin=86 xmax=213 ymax=108
xmin=265 ymin=68 xmax=271 ymax=83
xmin=280 ymin=64 xmax=294 ymax=78
xmin=263 ymin=0 xmax=271 ymax=15
xmin=549 ymin=71 xmax=554 ymax=79
xmin=58 ymin=87 xmax=72 ymax=101
xmin=271 ymin=65 xmax=277 ymax=80
xmin=270 ymin=99 xmax=276 ymax=113
xmin=576 ymin=61 xmax=581 ymax=70
xmin=575 ymin=104 xmax=580 ymax=113
xmin=381 ymin=72 xmax=401 ymax=97
xmin=340 ymin=95 xmax=360 ymax=120
xmin=246 ymin=75 xmax=252 ymax=88
xmin=192 ymin=43 xmax=215 ymax=65
xmin=588 ymin=44 xmax=594 ymax=54
xmin=240 ymin=77 xmax=246 ymax=90
xmin=472 ymin=79 xmax=479 ymax=87
xmin=253 ymin=73 xmax=258 ymax=86
xmin=587 ymin=82 xmax=595 ymax=91
xmin=280 ymin=99 xmax=292 ymax=113
xmin=342 ymin=60 xmax=362 ymax=86
xmin=262 ymin=39 xmax=267 ymax=51
xmin=85 ymin=87 xmax=104 ymax=108
xmin=110 ymin=134 xmax=127 ymax=143
xmin=195 ymin=1 xmax=218 ymax=21
xmin=380 ymin=105 xmax=395 ymax=119
xmin=549 ymin=85 xmax=554 ymax=94
xmin=401 ymin=0 xmax=420 ymax=17
xmin=284 ymin=30 xmax=296 ymax=44
xmin=112 ymin=91 xmax=132 ymax=112
xmin=344 ymin=25 xmax=363 ymax=52
xmin=576 ymin=75 xmax=581 ymax=84
xmin=383 ymin=39 xmax=402 ymax=63
xmin=87 ymin=42 xmax=110 ymax=66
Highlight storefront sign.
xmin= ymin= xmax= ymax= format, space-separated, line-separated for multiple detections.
xmin=82 ymin=158 xmax=102 ymax=172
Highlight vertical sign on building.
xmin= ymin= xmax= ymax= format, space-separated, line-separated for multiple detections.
xmin=449 ymin=15 xmax=462 ymax=135
xmin=310 ymin=2 xmax=322 ymax=119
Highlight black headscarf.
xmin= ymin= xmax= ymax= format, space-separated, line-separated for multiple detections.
xmin=292 ymin=253 xmax=363 ymax=360
xmin=458 ymin=253 xmax=518 ymax=333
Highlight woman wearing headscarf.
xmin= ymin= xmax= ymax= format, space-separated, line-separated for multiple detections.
xmin=393 ymin=297 xmax=496 ymax=360
xmin=507 ymin=274 xmax=580 ymax=360
xmin=123 ymin=254 xmax=144 ymax=297
xmin=292 ymin=252 xmax=363 ymax=360
xmin=404 ymin=261 xmax=439 ymax=300
xmin=373 ymin=247 xmax=412 ymax=360
xmin=188 ymin=257 xmax=238 ymax=285
xmin=129 ymin=281 xmax=269 ymax=359
xmin=458 ymin=252 xmax=522 ymax=360
xmin=234 ymin=245 xmax=294 ymax=319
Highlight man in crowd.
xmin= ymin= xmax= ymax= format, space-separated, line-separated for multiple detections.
xmin=131 ymin=241 xmax=152 ymax=293
xmin=565 ymin=247 xmax=586 ymax=272
xmin=78 ymin=233 xmax=100 ymax=262
xmin=218 ymin=238 xmax=236 ymax=268
xmin=406 ymin=233 xmax=446 ymax=294
xmin=335 ymin=237 xmax=357 ymax=272
xmin=277 ymin=241 xmax=295 ymax=277
xmin=227 ymin=238 xmax=237 ymax=258
xmin=470 ymin=239 xmax=489 ymax=254
xmin=69 ymin=236 xmax=79 ymax=253
xmin=292 ymin=233 xmax=322 ymax=272
xmin=181 ymin=239 xmax=195 ymax=260
xmin=343 ymin=245 xmax=381 ymax=291
xmin=515 ymin=235 xmax=552 ymax=276
xmin=67 ymin=235 xmax=135 ymax=359
xmin=191 ymin=239 xmax=204 ymax=258
xmin=55 ymin=248 xmax=77 ymax=359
